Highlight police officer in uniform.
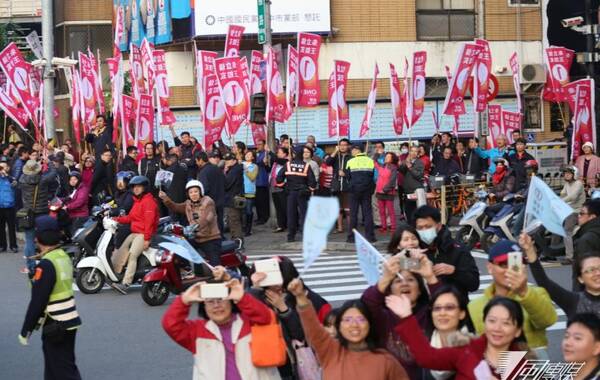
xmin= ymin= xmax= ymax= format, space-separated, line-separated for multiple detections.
xmin=276 ymin=145 xmax=317 ymax=242
xmin=346 ymin=143 xmax=377 ymax=243
xmin=19 ymin=215 xmax=82 ymax=380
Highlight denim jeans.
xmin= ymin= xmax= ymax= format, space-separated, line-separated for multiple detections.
xmin=24 ymin=227 xmax=36 ymax=272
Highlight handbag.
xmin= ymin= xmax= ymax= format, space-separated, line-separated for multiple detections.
xmin=250 ymin=310 xmax=287 ymax=367
xmin=233 ymin=195 xmax=247 ymax=209
xmin=16 ymin=185 xmax=38 ymax=231
xmin=292 ymin=340 xmax=322 ymax=380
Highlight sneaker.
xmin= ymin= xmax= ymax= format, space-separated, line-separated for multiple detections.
xmin=110 ymin=283 xmax=129 ymax=295
xmin=273 ymin=228 xmax=285 ymax=233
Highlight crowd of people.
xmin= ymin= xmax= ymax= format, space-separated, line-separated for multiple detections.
xmin=9 ymin=114 xmax=600 ymax=379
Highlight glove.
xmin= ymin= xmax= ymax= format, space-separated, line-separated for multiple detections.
xmin=18 ymin=334 xmax=28 ymax=346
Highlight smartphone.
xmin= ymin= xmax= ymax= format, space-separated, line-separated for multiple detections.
xmin=254 ymin=258 xmax=283 ymax=287
xmin=399 ymin=257 xmax=421 ymax=271
xmin=200 ymin=283 xmax=229 ymax=299
xmin=508 ymin=251 xmax=523 ymax=273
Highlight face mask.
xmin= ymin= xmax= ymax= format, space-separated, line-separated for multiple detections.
xmin=417 ymin=227 xmax=437 ymax=245
xmin=496 ymin=166 xmax=506 ymax=174
xmin=401 ymin=148 xmax=409 ymax=154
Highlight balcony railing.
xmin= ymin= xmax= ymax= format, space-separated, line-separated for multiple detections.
xmin=0 ymin=0 xmax=42 ymax=18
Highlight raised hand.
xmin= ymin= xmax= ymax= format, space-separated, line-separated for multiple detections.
xmin=181 ymin=282 xmax=204 ymax=305
xmin=385 ymin=294 xmax=413 ymax=319
xmin=251 ymin=272 xmax=267 ymax=288
xmin=227 ymin=278 xmax=245 ymax=302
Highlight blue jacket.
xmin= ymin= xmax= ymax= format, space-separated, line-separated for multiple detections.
xmin=256 ymin=151 xmax=273 ymax=187
xmin=0 ymin=175 xmax=16 ymax=208
xmin=314 ymin=146 xmax=325 ymax=159
xmin=243 ymin=163 xmax=258 ymax=196
xmin=475 ymin=146 xmax=514 ymax=174
xmin=11 ymin=158 xmax=24 ymax=180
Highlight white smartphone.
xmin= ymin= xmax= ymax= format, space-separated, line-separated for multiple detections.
xmin=508 ymin=251 xmax=523 ymax=273
xmin=200 ymin=283 xmax=229 ymax=299
xmin=254 ymin=258 xmax=284 ymax=287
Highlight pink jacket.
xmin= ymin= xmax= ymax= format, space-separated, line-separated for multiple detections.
xmin=66 ymin=184 xmax=90 ymax=218
xmin=375 ymin=162 xmax=398 ymax=195
xmin=575 ymin=154 xmax=600 ymax=188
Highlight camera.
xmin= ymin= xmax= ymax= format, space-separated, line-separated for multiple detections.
xmin=399 ymin=257 xmax=421 ymax=271
xmin=561 ymin=17 xmax=584 ymax=28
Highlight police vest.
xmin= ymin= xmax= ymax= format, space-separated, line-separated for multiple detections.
xmin=285 ymin=162 xmax=309 ymax=177
xmin=44 ymin=249 xmax=80 ymax=329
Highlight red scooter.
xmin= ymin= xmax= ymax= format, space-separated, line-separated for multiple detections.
xmin=140 ymin=224 xmax=249 ymax=306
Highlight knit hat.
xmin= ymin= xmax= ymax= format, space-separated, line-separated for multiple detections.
xmin=488 ymin=239 xmax=521 ymax=264
xmin=22 ymin=160 xmax=41 ymax=175
xmin=583 ymin=142 xmax=594 ymax=151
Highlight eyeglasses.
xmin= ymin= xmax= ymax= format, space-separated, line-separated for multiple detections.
xmin=582 ymin=266 xmax=600 ymax=275
xmin=432 ymin=304 xmax=459 ymax=313
xmin=205 ymin=298 xmax=227 ymax=306
xmin=340 ymin=316 xmax=368 ymax=325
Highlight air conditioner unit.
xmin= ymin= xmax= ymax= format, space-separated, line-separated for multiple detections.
xmin=521 ymin=64 xmax=545 ymax=84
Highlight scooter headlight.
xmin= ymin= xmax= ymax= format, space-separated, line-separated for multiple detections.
xmin=155 ymin=249 xmax=172 ymax=263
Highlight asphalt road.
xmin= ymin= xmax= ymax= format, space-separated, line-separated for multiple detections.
xmin=0 ymin=247 xmax=572 ymax=379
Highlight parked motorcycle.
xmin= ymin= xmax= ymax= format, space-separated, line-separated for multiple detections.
xmin=481 ymin=193 xmax=524 ymax=250
xmin=456 ymin=188 xmax=489 ymax=250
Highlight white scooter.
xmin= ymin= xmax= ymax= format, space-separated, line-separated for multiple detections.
xmin=456 ymin=188 xmax=489 ymax=250
xmin=75 ymin=215 xmax=164 ymax=294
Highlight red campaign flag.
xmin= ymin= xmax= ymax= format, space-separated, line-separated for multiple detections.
xmin=153 ymin=50 xmax=176 ymax=125
xmin=214 ymin=56 xmax=249 ymax=135
xmin=27 ymin=63 xmax=41 ymax=98
xmin=0 ymin=43 xmax=38 ymax=128
xmin=121 ymin=94 xmax=136 ymax=155
xmin=327 ymin=72 xmax=337 ymax=138
xmin=487 ymin=104 xmax=502 ymax=149
xmin=572 ymin=79 xmax=596 ymax=162
xmin=195 ymin=50 xmax=218 ymax=110
xmin=224 ymin=25 xmax=245 ymax=58
xmin=265 ymin=48 xmax=287 ymax=123
xmin=390 ymin=63 xmax=404 ymax=135
xmin=442 ymin=43 xmax=482 ymax=116
xmin=203 ymin=74 xmax=227 ymax=148
xmin=452 ymin=114 xmax=460 ymax=137
xmin=250 ymin=123 xmax=266 ymax=146
xmin=334 ymin=60 xmax=351 ymax=137
xmin=89 ymin=48 xmax=105 ymax=114
xmin=409 ymin=51 xmax=427 ymax=126
xmin=130 ymin=44 xmax=145 ymax=99
xmin=401 ymin=58 xmax=409 ymax=127
xmin=543 ymin=46 xmax=575 ymax=103
xmin=509 ymin=52 xmax=522 ymax=113
xmin=473 ymin=39 xmax=492 ymax=113
xmin=78 ymin=52 xmax=98 ymax=129
xmin=107 ymin=57 xmax=119 ymax=81
xmin=0 ymin=86 xmax=29 ymax=131
xmin=359 ymin=63 xmax=379 ymax=138
xmin=113 ymin=3 xmax=125 ymax=56
xmin=69 ymin=67 xmax=81 ymax=142
xmin=297 ymin=32 xmax=321 ymax=107
xmin=141 ymin=39 xmax=156 ymax=94
xmin=431 ymin=110 xmax=440 ymax=134
xmin=285 ymin=45 xmax=299 ymax=120
xmin=501 ymin=109 xmax=522 ymax=139
xmin=135 ymin=93 xmax=154 ymax=152
xmin=250 ymin=50 xmax=265 ymax=95
xmin=239 ymin=56 xmax=251 ymax=97
xmin=565 ymin=78 xmax=591 ymax=113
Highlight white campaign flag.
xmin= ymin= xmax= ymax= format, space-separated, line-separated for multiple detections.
xmin=302 ymin=197 xmax=340 ymax=273
xmin=524 ymin=176 xmax=575 ymax=237
xmin=354 ymin=229 xmax=386 ymax=285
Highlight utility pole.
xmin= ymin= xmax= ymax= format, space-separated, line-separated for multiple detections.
xmin=42 ymin=0 xmax=55 ymax=141
xmin=259 ymin=0 xmax=276 ymax=149
xmin=584 ymin=0 xmax=596 ymax=78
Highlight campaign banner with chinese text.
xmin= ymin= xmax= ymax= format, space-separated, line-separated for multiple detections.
xmin=409 ymin=51 xmax=427 ymax=126
xmin=359 ymin=64 xmax=379 ymax=138
xmin=572 ymin=79 xmax=596 ymax=162
xmin=473 ymin=39 xmax=492 ymax=113
xmin=135 ymin=93 xmax=154 ymax=151
xmin=297 ymin=32 xmax=321 ymax=107
xmin=390 ymin=63 xmax=404 ymax=135
xmin=214 ymin=57 xmax=249 ymax=135
xmin=334 ymin=60 xmax=351 ymax=137
xmin=442 ymin=43 xmax=482 ymax=116
xmin=195 ymin=50 xmax=218 ymax=111
xmin=542 ymin=46 xmax=574 ymax=103
xmin=285 ymin=45 xmax=299 ymax=121
xmin=78 ymin=52 xmax=97 ymax=130
xmin=203 ymin=74 xmax=227 ymax=148
xmin=265 ymin=49 xmax=287 ymax=123
xmin=509 ymin=52 xmax=522 ymax=113
xmin=153 ymin=50 xmax=176 ymax=125
xmin=250 ymin=50 xmax=265 ymax=95
xmin=0 ymin=43 xmax=38 ymax=127
xmin=487 ymin=104 xmax=502 ymax=149
xmin=224 ymin=25 xmax=245 ymax=57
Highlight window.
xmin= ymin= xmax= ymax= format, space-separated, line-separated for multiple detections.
xmin=417 ymin=0 xmax=476 ymax=41
xmin=508 ymin=0 xmax=540 ymax=6
xmin=523 ymin=95 xmax=542 ymax=131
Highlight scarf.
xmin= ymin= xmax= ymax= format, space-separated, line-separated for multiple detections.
xmin=492 ymin=167 xmax=506 ymax=186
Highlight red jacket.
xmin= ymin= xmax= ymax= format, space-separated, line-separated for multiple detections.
xmin=115 ymin=192 xmax=158 ymax=241
xmin=395 ymin=315 xmax=520 ymax=380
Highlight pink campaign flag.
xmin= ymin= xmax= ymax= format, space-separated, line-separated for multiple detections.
xmin=251 ymin=123 xmax=267 ymax=146
xmin=194 ymin=50 xmax=218 ymax=111
xmin=265 ymin=48 xmax=287 ymax=123
xmin=214 ymin=57 xmax=250 ymax=135
xmin=250 ymin=50 xmax=265 ymax=95
xmin=135 ymin=93 xmax=154 ymax=152
xmin=333 ymin=60 xmax=351 ymax=137
xmin=88 ymin=48 xmax=105 ymax=114
xmin=473 ymin=39 xmax=492 ymax=113
xmin=542 ymin=46 xmax=574 ymax=103
xmin=0 ymin=86 xmax=29 ymax=131
xmin=285 ymin=45 xmax=299 ymax=121
xmin=502 ymin=109 xmax=522 ymax=143
xmin=327 ymin=72 xmax=336 ymax=138
xmin=224 ymin=25 xmax=245 ymax=58
xmin=487 ymin=104 xmax=502 ymax=149
xmin=297 ymin=32 xmax=322 ymax=107
xmin=0 ymin=43 xmax=39 ymax=128
xmin=390 ymin=63 xmax=404 ymax=135
xmin=120 ymin=94 xmax=136 ymax=157
xmin=78 ymin=52 xmax=97 ymax=130
xmin=409 ymin=51 xmax=427 ymax=126
xmin=401 ymin=58 xmax=409 ymax=127
xmin=509 ymin=52 xmax=522 ymax=113
xmin=202 ymin=74 xmax=227 ymax=149
xmin=359 ymin=63 xmax=379 ymax=138
xmin=140 ymin=39 xmax=156 ymax=94
xmin=442 ymin=43 xmax=482 ymax=116
xmin=153 ymin=50 xmax=176 ymax=125
xmin=130 ymin=43 xmax=145 ymax=99
xmin=572 ymin=79 xmax=596 ymax=162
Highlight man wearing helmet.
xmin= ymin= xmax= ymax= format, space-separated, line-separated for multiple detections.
xmin=111 ymin=176 xmax=159 ymax=294
xmin=112 ymin=171 xmax=135 ymax=248
xmin=505 ymin=138 xmax=535 ymax=191
xmin=158 ymin=180 xmax=221 ymax=268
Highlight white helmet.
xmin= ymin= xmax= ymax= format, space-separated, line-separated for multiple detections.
xmin=185 ymin=180 xmax=204 ymax=196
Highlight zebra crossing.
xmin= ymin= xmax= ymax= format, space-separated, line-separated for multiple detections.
xmin=248 ymin=251 xmax=568 ymax=332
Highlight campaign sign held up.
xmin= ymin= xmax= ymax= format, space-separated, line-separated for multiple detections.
xmin=525 ymin=176 xmax=574 ymax=237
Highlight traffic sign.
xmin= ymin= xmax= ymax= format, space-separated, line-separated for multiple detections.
xmin=257 ymin=0 xmax=266 ymax=44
